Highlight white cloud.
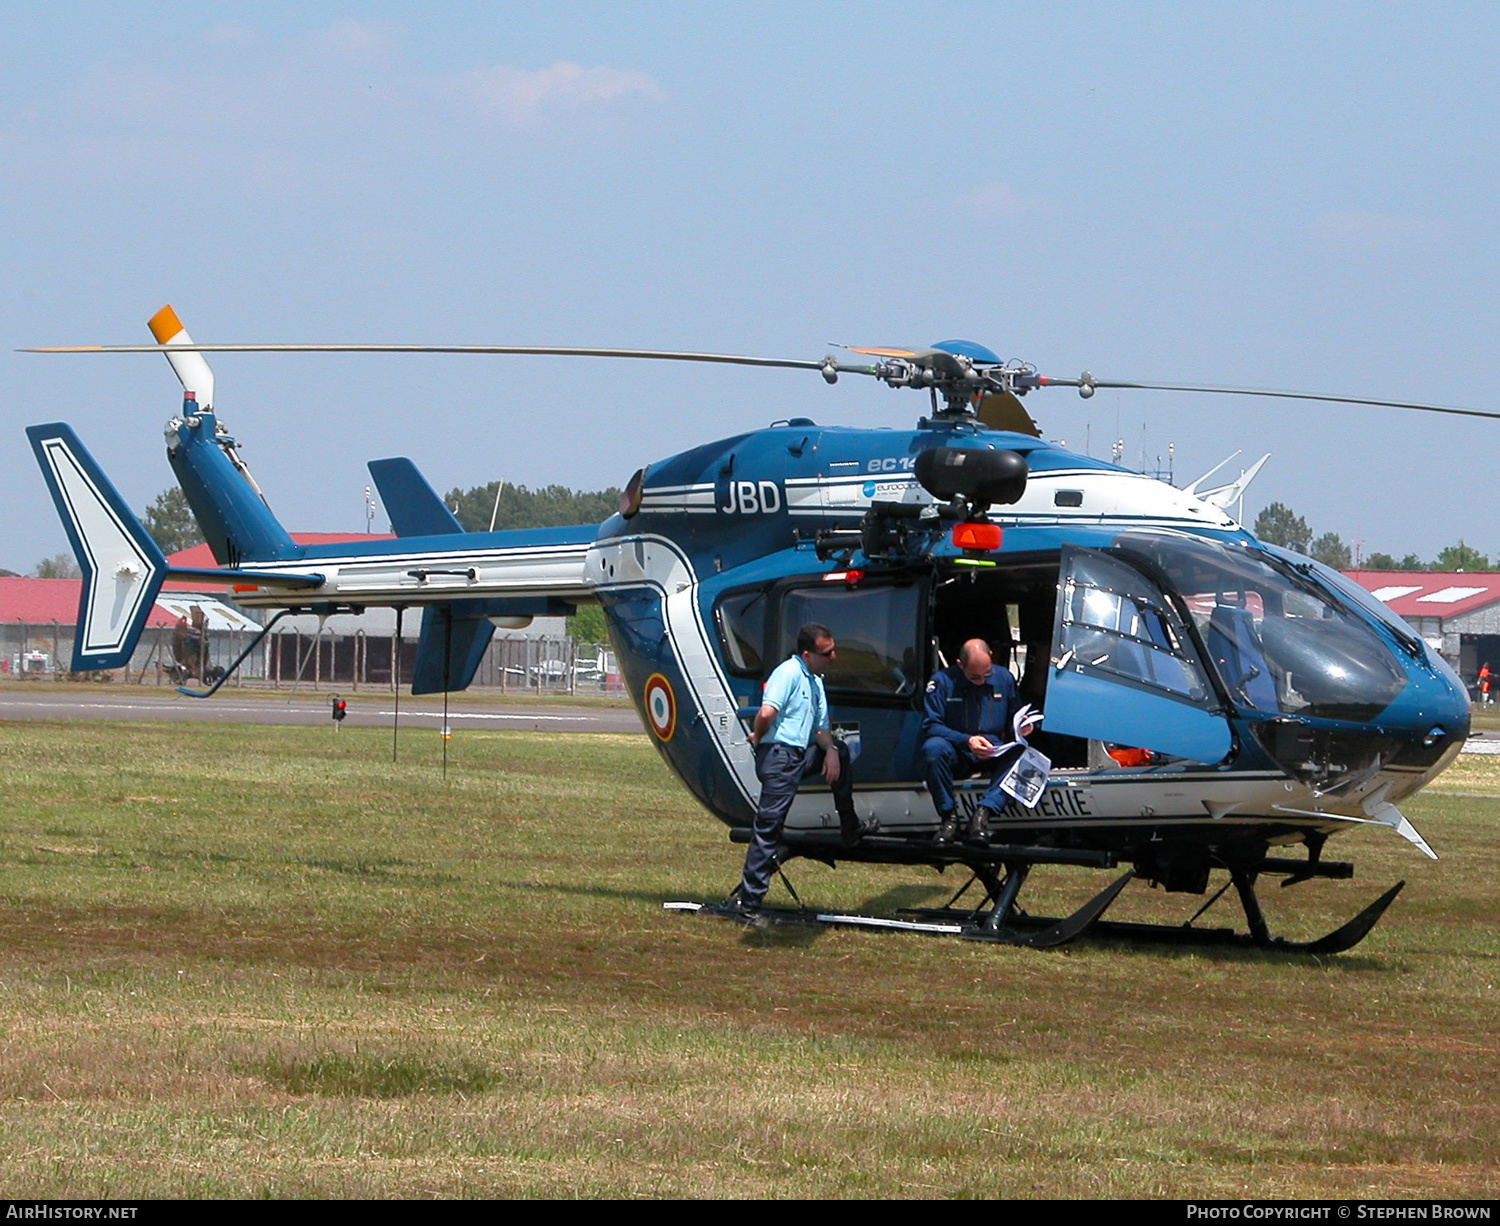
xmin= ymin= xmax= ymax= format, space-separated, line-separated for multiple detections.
xmin=958 ymin=181 xmax=1044 ymax=217
xmin=437 ymin=60 xmax=663 ymax=128
xmin=306 ymin=20 xmax=399 ymax=65
xmin=1313 ymin=209 xmax=1443 ymax=252
xmin=204 ymin=23 xmax=258 ymax=48
xmin=2 ymin=38 xmax=663 ymax=205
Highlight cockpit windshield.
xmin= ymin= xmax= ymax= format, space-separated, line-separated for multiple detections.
xmin=1114 ymin=532 xmax=1407 ymax=722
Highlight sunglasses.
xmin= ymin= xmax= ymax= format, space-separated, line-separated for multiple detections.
xmin=809 ymin=646 xmax=837 ymax=658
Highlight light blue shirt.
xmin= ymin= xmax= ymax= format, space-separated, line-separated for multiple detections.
xmin=761 ymin=655 xmax=829 ymax=748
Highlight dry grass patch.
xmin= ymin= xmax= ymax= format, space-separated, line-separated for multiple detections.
xmin=0 ymin=720 xmax=1493 ymax=1197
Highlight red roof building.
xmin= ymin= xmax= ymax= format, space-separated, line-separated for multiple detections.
xmin=0 ymin=576 xmax=198 ymax=676
xmin=0 ymin=576 xmax=179 ymax=629
xmin=1342 ymin=570 xmax=1500 ymax=687
xmin=164 ymin=534 xmax=396 ymax=592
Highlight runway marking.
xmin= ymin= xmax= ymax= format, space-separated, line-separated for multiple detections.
xmin=371 ymin=710 xmax=595 ymax=722
xmin=0 ymin=698 xmax=623 ymax=724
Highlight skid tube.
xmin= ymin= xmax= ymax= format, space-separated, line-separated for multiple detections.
xmin=673 ymin=830 xmax=1406 ymax=953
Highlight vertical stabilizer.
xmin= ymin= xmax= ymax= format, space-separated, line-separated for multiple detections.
xmin=27 ymin=423 xmax=167 ymax=670
xmin=368 ymin=458 xmax=465 ymax=537
xmin=412 ymin=605 xmax=496 ymax=694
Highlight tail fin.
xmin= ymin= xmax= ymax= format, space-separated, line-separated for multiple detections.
xmin=412 ymin=605 xmax=496 ymax=694
xmin=27 ymin=424 xmax=167 ymax=670
xmin=367 ymin=461 xmax=503 ymax=693
xmin=368 ymin=458 xmax=464 ymax=537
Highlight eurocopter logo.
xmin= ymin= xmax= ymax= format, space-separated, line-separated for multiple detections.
xmin=862 ymin=479 xmax=912 ymax=499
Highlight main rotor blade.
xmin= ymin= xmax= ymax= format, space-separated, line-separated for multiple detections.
xmin=24 ymin=337 xmax=1498 ymax=422
xmin=22 ymin=341 xmax=877 ymax=376
xmin=1044 ymin=376 xmax=1500 ymax=422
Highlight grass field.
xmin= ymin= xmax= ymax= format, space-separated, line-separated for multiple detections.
xmin=0 ymin=717 xmax=1494 ymax=1199
xmin=0 ymin=676 xmax=637 ymax=708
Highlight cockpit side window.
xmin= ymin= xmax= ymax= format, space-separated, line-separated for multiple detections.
xmin=1059 ymin=552 xmax=1214 ymax=704
xmin=777 ymin=580 xmax=925 ymax=701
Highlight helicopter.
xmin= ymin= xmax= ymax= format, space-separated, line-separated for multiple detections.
xmin=24 ymin=306 xmax=1486 ymax=952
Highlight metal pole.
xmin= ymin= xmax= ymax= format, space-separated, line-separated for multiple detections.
xmin=442 ymin=608 xmax=451 ymax=779
xmin=392 ymin=606 xmax=404 ymax=762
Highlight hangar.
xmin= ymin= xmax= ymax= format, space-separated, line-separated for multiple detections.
xmin=1342 ymin=569 xmax=1500 ymax=691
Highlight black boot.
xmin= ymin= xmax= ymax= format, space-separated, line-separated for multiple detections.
xmin=966 ymin=805 xmax=999 ymax=845
xmin=841 ymin=811 xmax=878 ymax=847
xmin=934 ymin=812 xmax=958 ymax=846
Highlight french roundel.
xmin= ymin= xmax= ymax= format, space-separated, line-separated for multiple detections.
xmin=644 ymin=674 xmax=677 ymax=742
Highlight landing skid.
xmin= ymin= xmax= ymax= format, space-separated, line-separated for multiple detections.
xmin=670 ymin=858 xmax=1406 ymax=954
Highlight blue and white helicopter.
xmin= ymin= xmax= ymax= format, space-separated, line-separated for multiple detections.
xmin=26 ymin=306 xmax=1484 ymax=951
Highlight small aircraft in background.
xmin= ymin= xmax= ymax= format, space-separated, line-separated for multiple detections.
xmin=24 ymin=306 xmax=1485 ymax=951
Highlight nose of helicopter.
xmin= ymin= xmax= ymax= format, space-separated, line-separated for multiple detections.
xmin=1376 ymin=646 xmax=1472 ymax=800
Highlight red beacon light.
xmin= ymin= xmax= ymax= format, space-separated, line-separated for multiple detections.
xmin=950 ymin=521 xmax=1002 ymax=552
xmin=822 ymin=568 xmax=865 ymax=586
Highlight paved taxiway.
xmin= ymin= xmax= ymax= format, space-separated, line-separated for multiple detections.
xmin=0 ymin=689 xmax=643 ymax=734
xmin=2 ymin=687 xmax=1490 ymax=750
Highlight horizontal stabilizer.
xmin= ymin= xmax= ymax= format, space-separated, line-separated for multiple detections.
xmin=412 ymin=605 xmax=496 ymax=694
xmin=27 ymin=423 xmax=166 ymax=670
xmin=368 ymin=458 xmax=464 ymax=537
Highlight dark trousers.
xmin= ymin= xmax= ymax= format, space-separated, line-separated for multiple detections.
xmin=739 ymin=739 xmax=855 ymax=907
xmin=921 ymin=735 xmax=1016 ymax=815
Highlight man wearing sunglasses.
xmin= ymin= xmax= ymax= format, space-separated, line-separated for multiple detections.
xmin=728 ymin=622 xmax=872 ymax=922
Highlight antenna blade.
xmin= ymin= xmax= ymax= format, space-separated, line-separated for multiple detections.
xmin=1183 ymin=450 xmax=1240 ymax=496
xmin=1200 ymin=453 xmax=1270 ymax=509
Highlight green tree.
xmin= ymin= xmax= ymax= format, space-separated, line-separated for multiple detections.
xmin=1309 ymin=532 xmax=1351 ymax=569
xmin=1434 ymin=541 xmax=1491 ymax=571
xmin=442 ymin=482 xmax=622 ymax=533
xmin=141 ymin=486 xmax=204 ymax=555
xmin=32 ymin=553 xmax=80 ymax=579
xmin=566 ymin=604 xmax=608 ymax=643
xmin=1398 ymin=553 xmax=1425 ymax=570
xmin=1363 ymin=552 xmax=1398 ymax=570
xmin=1252 ymin=502 xmax=1311 ymax=552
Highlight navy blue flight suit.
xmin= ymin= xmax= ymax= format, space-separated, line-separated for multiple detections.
xmin=919 ymin=662 xmax=1022 ymax=817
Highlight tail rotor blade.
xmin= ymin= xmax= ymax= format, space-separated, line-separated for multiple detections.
xmin=147 ymin=304 xmax=215 ymax=411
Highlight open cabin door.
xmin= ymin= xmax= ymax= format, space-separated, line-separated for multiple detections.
xmin=1045 ymin=545 xmax=1232 ymax=764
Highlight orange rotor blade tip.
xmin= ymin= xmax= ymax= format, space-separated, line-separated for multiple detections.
xmin=148 ymin=304 xmax=184 ymax=343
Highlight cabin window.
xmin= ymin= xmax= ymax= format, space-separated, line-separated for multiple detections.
xmin=777 ymin=581 xmax=925 ymax=700
xmin=714 ymin=587 xmax=769 ymax=676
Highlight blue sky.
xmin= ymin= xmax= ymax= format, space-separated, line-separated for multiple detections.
xmin=3 ymin=2 xmax=1497 ymax=570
